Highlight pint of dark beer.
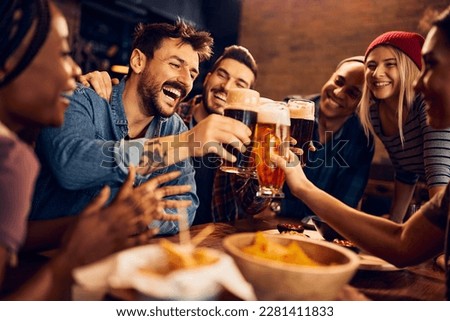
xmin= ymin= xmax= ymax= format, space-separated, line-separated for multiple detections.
xmin=287 ymin=98 xmax=315 ymax=166
xmin=254 ymin=102 xmax=290 ymax=198
xmin=220 ymin=88 xmax=259 ymax=176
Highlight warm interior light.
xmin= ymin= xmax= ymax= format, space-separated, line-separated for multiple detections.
xmin=111 ymin=65 xmax=129 ymax=74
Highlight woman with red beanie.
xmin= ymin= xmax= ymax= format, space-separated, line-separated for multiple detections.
xmin=358 ymin=30 xmax=450 ymax=223
xmin=273 ymin=6 xmax=450 ymax=300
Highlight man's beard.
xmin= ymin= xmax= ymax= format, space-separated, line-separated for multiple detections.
xmin=137 ymin=71 xmax=184 ymax=118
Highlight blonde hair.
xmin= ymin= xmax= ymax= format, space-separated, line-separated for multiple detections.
xmin=359 ymin=46 xmax=420 ymax=145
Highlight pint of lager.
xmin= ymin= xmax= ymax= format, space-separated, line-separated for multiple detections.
xmin=254 ymin=101 xmax=290 ymax=198
xmin=287 ymin=98 xmax=315 ymax=166
xmin=220 ymin=88 xmax=260 ymax=177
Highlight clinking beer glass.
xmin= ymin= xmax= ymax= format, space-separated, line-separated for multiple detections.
xmin=254 ymin=101 xmax=291 ymax=198
xmin=287 ymin=98 xmax=315 ymax=166
xmin=220 ymin=88 xmax=260 ymax=177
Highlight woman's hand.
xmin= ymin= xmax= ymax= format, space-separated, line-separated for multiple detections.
xmin=270 ymin=150 xmax=310 ymax=196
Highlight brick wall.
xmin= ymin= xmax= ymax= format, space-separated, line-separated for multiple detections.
xmin=239 ymin=0 xmax=448 ymax=100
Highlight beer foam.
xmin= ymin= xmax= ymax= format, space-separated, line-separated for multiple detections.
xmin=260 ymin=97 xmax=274 ymax=104
xmin=226 ymin=88 xmax=260 ymax=108
xmin=288 ymin=100 xmax=315 ymax=120
xmin=258 ymin=103 xmax=291 ymax=126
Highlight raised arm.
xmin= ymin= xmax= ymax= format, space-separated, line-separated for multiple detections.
xmin=80 ymin=71 xmax=253 ymax=177
xmin=273 ymin=152 xmax=445 ymax=268
xmin=133 ymin=114 xmax=253 ymax=176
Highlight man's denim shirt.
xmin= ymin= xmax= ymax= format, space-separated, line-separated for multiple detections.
xmin=30 ymin=79 xmax=198 ymax=234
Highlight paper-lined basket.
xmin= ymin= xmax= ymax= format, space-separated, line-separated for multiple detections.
xmin=73 ymin=243 xmax=256 ymax=301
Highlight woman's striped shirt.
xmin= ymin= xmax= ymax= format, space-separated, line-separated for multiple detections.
xmin=370 ymin=95 xmax=450 ymax=188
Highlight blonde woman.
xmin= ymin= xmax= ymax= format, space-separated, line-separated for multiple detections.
xmin=359 ymin=31 xmax=450 ymax=222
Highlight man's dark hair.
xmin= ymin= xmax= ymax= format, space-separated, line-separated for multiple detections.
xmin=210 ymin=45 xmax=258 ymax=87
xmin=127 ymin=19 xmax=213 ymax=77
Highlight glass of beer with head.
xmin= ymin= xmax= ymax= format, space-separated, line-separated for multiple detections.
xmin=255 ymin=101 xmax=291 ymax=198
xmin=220 ymin=88 xmax=260 ymax=177
xmin=287 ymin=98 xmax=315 ymax=166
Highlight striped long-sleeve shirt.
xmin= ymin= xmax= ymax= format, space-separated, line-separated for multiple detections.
xmin=370 ymin=95 xmax=450 ymax=188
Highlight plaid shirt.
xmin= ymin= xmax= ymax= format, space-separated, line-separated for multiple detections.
xmin=176 ymin=95 xmax=201 ymax=128
xmin=212 ymin=170 xmax=271 ymax=222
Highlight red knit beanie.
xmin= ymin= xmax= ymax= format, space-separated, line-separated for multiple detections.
xmin=365 ymin=31 xmax=425 ymax=70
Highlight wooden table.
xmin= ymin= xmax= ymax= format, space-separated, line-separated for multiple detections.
xmin=109 ymin=214 xmax=446 ymax=301
xmin=6 ymin=213 xmax=444 ymax=301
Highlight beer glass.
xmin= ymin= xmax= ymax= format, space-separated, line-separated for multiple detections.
xmin=254 ymin=101 xmax=290 ymax=198
xmin=287 ymin=98 xmax=315 ymax=166
xmin=220 ymin=88 xmax=259 ymax=177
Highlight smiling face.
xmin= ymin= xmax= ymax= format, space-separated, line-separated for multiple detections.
xmin=202 ymin=58 xmax=255 ymax=115
xmin=319 ymin=61 xmax=364 ymax=120
xmin=414 ymin=27 xmax=450 ymax=129
xmin=137 ymin=38 xmax=199 ymax=117
xmin=365 ymin=46 xmax=401 ymax=103
xmin=0 ymin=3 xmax=81 ymax=130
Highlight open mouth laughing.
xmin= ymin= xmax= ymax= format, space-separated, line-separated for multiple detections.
xmin=213 ymin=90 xmax=227 ymax=103
xmin=163 ymin=86 xmax=181 ymax=101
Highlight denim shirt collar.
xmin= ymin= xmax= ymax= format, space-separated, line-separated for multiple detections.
xmin=110 ymin=79 xmax=128 ymax=127
xmin=110 ymin=78 xmax=169 ymax=138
